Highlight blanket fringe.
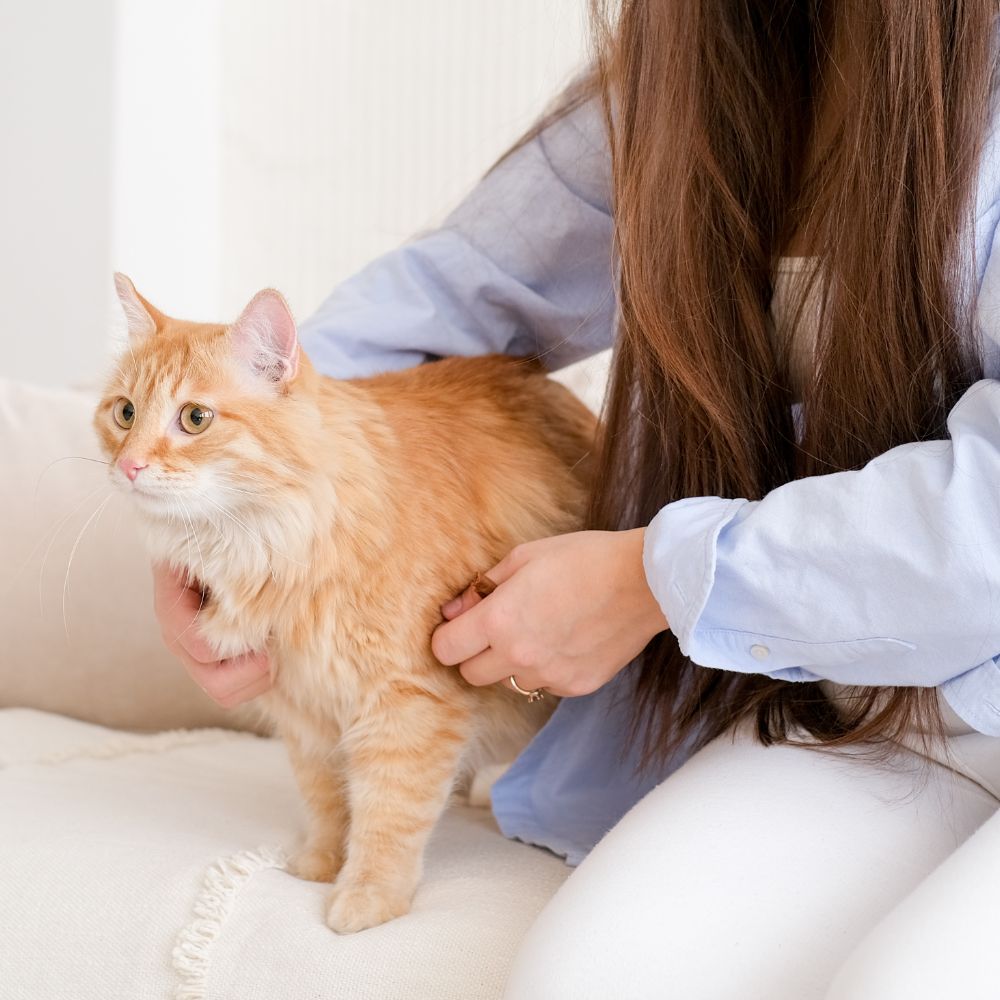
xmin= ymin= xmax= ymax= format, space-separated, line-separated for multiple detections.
xmin=172 ymin=845 xmax=288 ymax=1000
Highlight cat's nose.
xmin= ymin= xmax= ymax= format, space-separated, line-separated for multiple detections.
xmin=118 ymin=457 xmax=148 ymax=482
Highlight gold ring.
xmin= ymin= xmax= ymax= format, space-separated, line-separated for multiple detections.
xmin=471 ymin=572 xmax=498 ymax=598
xmin=509 ymin=675 xmax=545 ymax=702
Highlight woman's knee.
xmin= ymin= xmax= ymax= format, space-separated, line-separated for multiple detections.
xmin=502 ymin=887 xmax=624 ymax=1000
xmin=825 ymin=806 xmax=1000 ymax=1000
xmin=505 ymin=728 xmax=995 ymax=1000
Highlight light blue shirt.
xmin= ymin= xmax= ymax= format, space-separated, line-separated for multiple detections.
xmin=300 ymin=74 xmax=1000 ymax=865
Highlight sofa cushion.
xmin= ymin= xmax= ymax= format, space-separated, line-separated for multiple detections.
xmin=0 ymin=377 xmax=237 ymax=731
xmin=0 ymin=708 xmax=568 ymax=999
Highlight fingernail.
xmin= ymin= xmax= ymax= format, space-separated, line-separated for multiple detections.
xmin=442 ymin=597 xmax=462 ymax=618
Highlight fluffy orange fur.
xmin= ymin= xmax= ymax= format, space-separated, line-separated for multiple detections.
xmin=95 ymin=278 xmax=595 ymax=932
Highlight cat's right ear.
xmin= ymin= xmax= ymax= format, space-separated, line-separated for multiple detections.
xmin=229 ymin=289 xmax=300 ymax=386
xmin=114 ymin=273 xmax=162 ymax=342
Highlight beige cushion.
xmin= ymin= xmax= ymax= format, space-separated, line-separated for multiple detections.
xmin=0 ymin=377 xmax=235 ymax=731
xmin=0 ymin=708 xmax=568 ymax=998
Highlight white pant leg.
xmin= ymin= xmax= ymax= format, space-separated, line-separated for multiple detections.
xmin=502 ymin=726 xmax=998 ymax=1000
xmin=826 ymin=736 xmax=1000 ymax=1000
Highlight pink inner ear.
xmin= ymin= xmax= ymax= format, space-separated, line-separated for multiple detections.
xmin=114 ymin=272 xmax=156 ymax=341
xmin=230 ymin=290 xmax=300 ymax=383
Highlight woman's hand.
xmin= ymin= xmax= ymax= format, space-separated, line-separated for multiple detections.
xmin=151 ymin=564 xmax=272 ymax=708
xmin=431 ymin=529 xmax=669 ymax=697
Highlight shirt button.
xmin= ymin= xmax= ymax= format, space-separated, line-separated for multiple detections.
xmin=750 ymin=644 xmax=770 ymax=661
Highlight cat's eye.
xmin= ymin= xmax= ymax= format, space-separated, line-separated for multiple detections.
xmin=113 ymin=398 xmax=135 ymax=429
xmin=179 ymin=402 xmax=214 ymax=435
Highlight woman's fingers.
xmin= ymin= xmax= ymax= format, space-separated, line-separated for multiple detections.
xmin=456 ymin=646 xmax=536 ymax=688
xmin=457 ymin=646 xmax=509 ymax=687
xmin=214 ymin=672 xmax=273 ymax=709
xmin=441 ymin=547 xmax=531 ymax=621
xmin=483 ymin=545 xmax=528 ymax=587
xmin=192 ymin=651 xmax=272 ymax=707
xmin=152 ymin=563 xmax=217 ymax=663
xmin=441 ymin=583 xmax=484 ymax=620
xmin=151 ymin=562 xmax=273 ymax=707
xmin=431 ymin=599 xmax=492 ymax=665
xmin=436 ymin=548 xmax=534 ymax=671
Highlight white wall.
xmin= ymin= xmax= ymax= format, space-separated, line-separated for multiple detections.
xmin=111 ymin=0 xmax=224 ymax=330
xmin=0 ymin=1 xmax=591 ymax=387
xmin=215 ymin=0 xmax=589 ymax=323
xmin=0 ymin=0 xmax=114 ymax=387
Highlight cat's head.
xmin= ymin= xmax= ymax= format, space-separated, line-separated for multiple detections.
xmin=95 ymin=274 xmax=319 ymax=524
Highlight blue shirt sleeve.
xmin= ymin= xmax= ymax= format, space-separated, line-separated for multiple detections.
xmin=643 ymin=206 xmax=1000 ymax=734
xmin=298 ymin=95 xmax=616 ymax=379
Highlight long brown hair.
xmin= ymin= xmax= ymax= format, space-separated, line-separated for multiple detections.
xmin=579 ymin=0 xmax=999 ymax=763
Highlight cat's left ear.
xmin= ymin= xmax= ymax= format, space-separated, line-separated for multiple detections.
xmin=114 ymin=273 xmax=163 ymax=342
xmin=229 ymin=289 xmax=300 ymax=385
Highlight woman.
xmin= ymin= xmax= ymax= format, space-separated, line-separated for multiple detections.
xmin=156 ymin=1 xmax=1000 ymax=996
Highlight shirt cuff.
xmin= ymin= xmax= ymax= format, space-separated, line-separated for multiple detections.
xmin=642 ymin=496 xmax=916 ymax=681
xmin=940 ymin=656 xmax=1000 ymax=736
xmin=642 ymin=496 xmax=748 ymax=657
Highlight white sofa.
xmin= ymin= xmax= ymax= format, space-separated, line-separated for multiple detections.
xmin=0 ymin=379 xmax=570 ymax=999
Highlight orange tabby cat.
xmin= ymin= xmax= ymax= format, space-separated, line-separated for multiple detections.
xmin=95 ymin=275 xmax=595 ymax=933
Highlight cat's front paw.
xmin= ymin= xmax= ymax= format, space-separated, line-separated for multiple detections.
xmin=325 ymin=880 xmax=413 ymax=934
xmin=288 ymin=845 xmax=344 ymax=884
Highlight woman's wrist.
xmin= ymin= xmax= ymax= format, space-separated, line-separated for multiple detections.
xmin=627 ymin=527 xmax=670 ymax=638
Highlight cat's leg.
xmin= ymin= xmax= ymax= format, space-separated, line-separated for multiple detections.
xmin=326 ymin=688 xmax=471 ymax=933
xmin=284 ymin=733 xmax=350 ymax=884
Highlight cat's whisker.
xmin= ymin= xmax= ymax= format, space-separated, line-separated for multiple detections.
xmin=178 ymin=501 xmax=196 ymax=581
xmin=0 ymin=486 xmax=101 ymax=596
xmin=179 ymin=498 xmax=209 ymax=606
xmin=195 ymin=490 xmax=278 ymax=581
xmin=28 ymin=483 xmax=113 ymax=617
xmin=213 ymin=483 xmax=267 ymax=497
xmin=169 ymin=501 xmax=211 ymax=649
xmin=155 ymin=497 xmax=212 ymax=635
xmin=33 ymin=455 xmax=111 ymax=502
xmin=60 ymin=491 xmax=115 ymax=640
xmin=193 ymin=488 xmax=307 ymax=572
xmin=198 ymin=504 xmax=236 ymax=567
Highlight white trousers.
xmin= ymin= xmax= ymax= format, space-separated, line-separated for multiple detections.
xmin=502 ymin=712 xmax=1000 ymax=1000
